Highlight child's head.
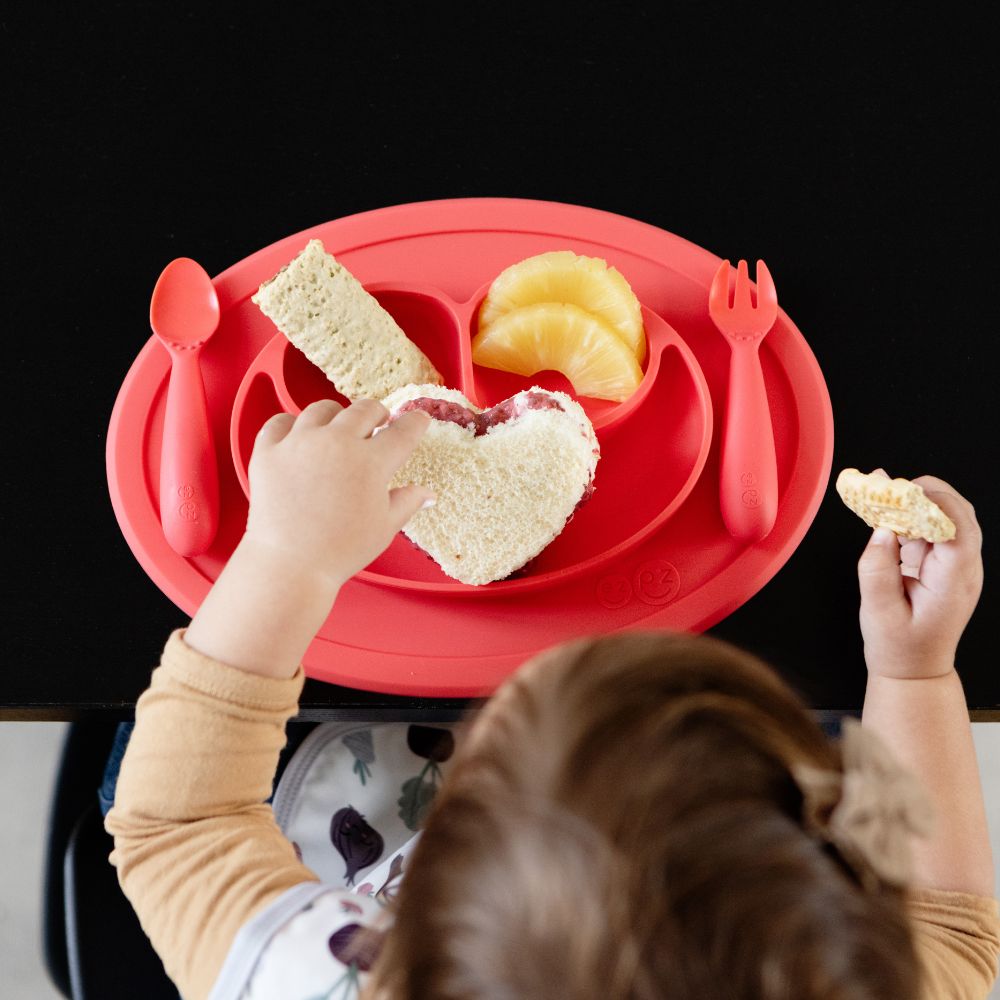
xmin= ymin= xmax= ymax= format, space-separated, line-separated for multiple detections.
xmin=371 ymin=632 xmax=921 ymax=999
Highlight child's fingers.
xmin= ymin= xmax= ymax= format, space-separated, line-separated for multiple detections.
xmin=387 ymin=484 xmax=436 ymax=532
xmin=870 ymin=469 xmax=927 ymax=577
xmin=900 ymin=538 xmax=928 ymax=579
xmin=334 ymin=399 xmax=390 ymax=437
xmin=373 ymin=410 xmax=432 ymax=473
xmin=858 ymin=528 xmax=907 ymax=616
xmin=295 ymin=399 xmax=344 ymax=428
xmin=254 ymin=412 xmax=295 ymax=448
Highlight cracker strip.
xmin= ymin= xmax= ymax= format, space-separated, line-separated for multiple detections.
xmin=251 ymin=239 xmax=442 ymax=401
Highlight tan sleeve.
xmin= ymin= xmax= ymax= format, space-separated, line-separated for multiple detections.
xmin=908 ymin=887 xmax=1000 ymax=999
xmin=104 ymin=628 xmax=320 ymax=1000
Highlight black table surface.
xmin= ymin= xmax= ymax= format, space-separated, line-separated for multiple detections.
xmin=4 ymin=7 xmax=996 ymax=720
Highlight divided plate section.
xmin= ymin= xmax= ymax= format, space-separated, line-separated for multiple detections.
xmin=231 ymin=284 xmax=712 ymax=595
xmin=468 ymin=280 xmax=653 ymax=434
xmin=231 ymin=284 xmax=469 ymax=489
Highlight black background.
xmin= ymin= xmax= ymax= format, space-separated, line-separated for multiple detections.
xmin=3 ymin=4 xmax=996 ymax=716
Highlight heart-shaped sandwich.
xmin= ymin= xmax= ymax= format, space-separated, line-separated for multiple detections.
xmin=381 ymin=385 xmax=600 ymax=585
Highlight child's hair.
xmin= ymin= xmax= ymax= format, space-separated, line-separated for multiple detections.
xmin=369 ymin=631 xmax=920 ymax=999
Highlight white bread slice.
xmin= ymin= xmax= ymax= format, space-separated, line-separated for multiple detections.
xmin=251 ymin=239 xmax=442 ymax=401
xmin=382 ymin=384 xmax=599 ymax=585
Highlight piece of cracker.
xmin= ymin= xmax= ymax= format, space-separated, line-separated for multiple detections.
xmin=251 ymin=239 xmax=442 ymax=401
xmin=835 ymin=468 xmax=956 ymax=542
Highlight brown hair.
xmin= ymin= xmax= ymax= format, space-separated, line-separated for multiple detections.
xmin=369 ymin=632 xmax=920 ymax=999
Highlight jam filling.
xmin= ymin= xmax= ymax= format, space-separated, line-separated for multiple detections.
xmin=395 ymin=391 xmax=565 ymax=437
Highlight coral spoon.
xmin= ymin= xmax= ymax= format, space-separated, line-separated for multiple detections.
xmin=149 ymin=258 xmax=220 ymax=557
xmin=708 ymin=259 xmax=779 ymax=542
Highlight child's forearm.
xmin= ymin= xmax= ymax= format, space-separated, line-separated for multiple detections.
xmin=862 ymin=669 xmax=994 ymax=896
xmin=184 ymin=533 xmax=341 ymax=680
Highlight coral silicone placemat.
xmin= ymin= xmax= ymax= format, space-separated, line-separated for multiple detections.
xmin=107 ymin=198 xmax=833 ymax=696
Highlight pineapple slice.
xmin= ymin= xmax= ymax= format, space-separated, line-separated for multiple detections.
xmin=478 ymin=250 xmax=646 ymax=363
xmin=472 ymin=303 xmax=643 ymax=402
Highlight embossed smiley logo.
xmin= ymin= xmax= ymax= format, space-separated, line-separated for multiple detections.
xmin=178 ymin=501 xmax=199 ymax=521
xmin=634 ymin=559 xmax=680 ymax=606
xmin=176 ymin=484 xmax=199 ymax=521
xmin=597 ymin=574 xmax=633 ymax=610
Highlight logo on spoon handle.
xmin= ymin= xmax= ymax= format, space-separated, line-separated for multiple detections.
xmin=177 ymin=484 xmax=200 ymax=521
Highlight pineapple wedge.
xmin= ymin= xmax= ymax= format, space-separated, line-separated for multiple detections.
xmin=478 ymin=251 xmax=646 ymax=363
xmin=472 ymin=303 xmax=643 ymax=402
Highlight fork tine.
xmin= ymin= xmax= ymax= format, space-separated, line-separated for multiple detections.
xmin=754 ymin=259 xmax=778 ymax=324
xmin=734 ymin=259 xmax=752 ymax=309
xmin=709 ymin=259 xmax=731 ymax=312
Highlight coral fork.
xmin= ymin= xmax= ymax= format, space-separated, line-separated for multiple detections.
xmin=708 ymin=258 xmax=779 ymax=542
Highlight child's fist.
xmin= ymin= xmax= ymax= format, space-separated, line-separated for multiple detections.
xmin=857 ymin=472 xmax=983 ymax=679
xmin=244 ymin=399 xmax=433 ymax=590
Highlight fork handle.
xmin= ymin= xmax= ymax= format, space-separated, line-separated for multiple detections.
xmin=719 ymin=343 xmax=778 ymax=542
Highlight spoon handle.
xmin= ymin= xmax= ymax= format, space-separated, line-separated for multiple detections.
xmin=159 ymin=349 xmax=219 ymax=556
xmin=719 ymin=342 xmax=778 ymax=541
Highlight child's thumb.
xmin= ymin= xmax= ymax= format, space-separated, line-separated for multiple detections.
xmin=388 ymin=485 xmax=436 ymax=532
xmin=857 ymin=528 xmax=905 ymax=614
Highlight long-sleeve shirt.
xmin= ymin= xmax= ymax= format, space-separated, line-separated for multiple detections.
xmin=105 ymin=629 xmax=1000 ymax=1000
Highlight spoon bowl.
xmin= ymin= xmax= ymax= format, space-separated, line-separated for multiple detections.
xmin=150 ymin=257 xmax=221 ymax=347
xmin=149 ymin=258 xmax=221 ymax=556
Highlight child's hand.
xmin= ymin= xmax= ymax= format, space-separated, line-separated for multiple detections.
xmin=244 ymin=399 xmax=434 ymax=590
xmin=857 ymin=472 xmax=983 ymax=679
